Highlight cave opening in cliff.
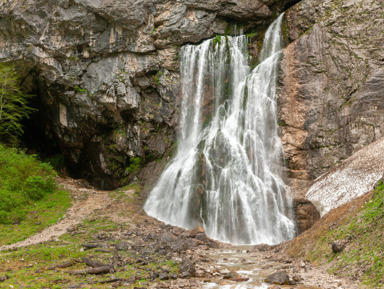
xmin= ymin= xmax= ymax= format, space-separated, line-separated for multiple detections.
xmin=19 ymin=81 xmax=68 ymax=174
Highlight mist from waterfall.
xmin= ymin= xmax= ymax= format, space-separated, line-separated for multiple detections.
xmin=144 ymin=14 xmax=296 ymax=245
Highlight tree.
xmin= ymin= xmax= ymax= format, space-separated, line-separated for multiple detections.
xmin=0 ymin=63 xmax=35 ymax=144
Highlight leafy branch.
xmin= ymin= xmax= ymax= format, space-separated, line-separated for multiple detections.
xmin=0 ymin=63 xmax=35 ymax=144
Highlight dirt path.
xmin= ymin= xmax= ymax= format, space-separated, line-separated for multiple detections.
xmin=0 ymin=177 xmax=113 ymax=251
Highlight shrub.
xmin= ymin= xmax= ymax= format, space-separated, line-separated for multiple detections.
xmin=0 ymin=144 xmax=57 ymax=224
xmin=23 ymin=175 xmax=55 ymax=201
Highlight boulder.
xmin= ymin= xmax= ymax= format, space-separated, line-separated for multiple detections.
xmin=253 ymin=243 xmax=272 ymax=252
xmin=189 ymin=226 xmax=205 ymax=237
xmin=179 ymin=260 xmax=196 ymax=278
xmin=293 ymin=198 xmax=320 ymax=234
xmin=223 ymin=271 xmax=239 ymax=279
xmin=159 ymin=272 xmax=169 ymax=280
xmin=265 ymin=270 xmax=289 ymax=285
xmin=332 ymin=240 xmax=347 ymax=254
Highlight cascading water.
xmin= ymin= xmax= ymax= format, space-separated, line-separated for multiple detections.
xmin=144 ymin=14 xmax=296 ymax=245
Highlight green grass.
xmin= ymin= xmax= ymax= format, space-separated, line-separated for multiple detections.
xmin=0 ymin=190 xmax=71 ymax=245
xmin=108 ymin=183 xmax=142 ymax=204
xmin=0 ymin=144 xmax=72 ymax=245
xmin=0 ymin=215 xmax=182 ymax=288
xmin=153 ymin=70 xmax=164 ymax=85
xmin=125 ymin=157 xmax=142 ymax=175
xmin=306 ymin=181 xmax=384 ymax=288
xmin=0 ymin=242 xmax=91 ymax=288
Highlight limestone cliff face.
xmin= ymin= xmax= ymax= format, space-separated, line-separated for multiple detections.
xmin=279 ymin=0 xmax=384 ymax=196
xmin=0 ymin=0 xmax=295 ymax=188
xmin=1 ymin=0 xmax=382 ymax=195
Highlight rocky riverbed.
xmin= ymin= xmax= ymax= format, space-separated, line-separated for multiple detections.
xmin=0 ymin=177 xmax=361 ymax=289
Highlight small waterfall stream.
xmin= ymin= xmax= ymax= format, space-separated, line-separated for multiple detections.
xmin=144 ymin=14 xmax=296 ymax=245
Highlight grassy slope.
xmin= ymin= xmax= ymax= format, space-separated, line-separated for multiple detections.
xmin=0 ymin=186 xmax=180 ymax=289
xmin=0 ymin=144 xmax=71 ymax=245
xmin=287 ymin=181 xmax=384 ymax=288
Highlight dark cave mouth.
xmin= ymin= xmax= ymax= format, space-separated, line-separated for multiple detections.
xmin=18 ymin=86 xmax=89 ymax=183
xmin=21 ymin=92 xmax=67 ymax=173
xmin=20 ymin=92 xmax=125 ymax=190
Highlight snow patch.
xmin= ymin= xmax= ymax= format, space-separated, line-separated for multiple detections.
xmin=306 ymin=137 xmax=384 ymax=216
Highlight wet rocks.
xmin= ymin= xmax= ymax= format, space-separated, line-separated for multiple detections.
xmin=265 ymin=270 xmax=289 ymax=285
xmin=230 ymin=277 xmax=249 ymax=282
xmin=188 ymin=226 xmax=205 ymax=237
xmin=223 ymin=270 xmax=239 ymax=279
xmin=253 ymin=243 xmax=273 ymax=252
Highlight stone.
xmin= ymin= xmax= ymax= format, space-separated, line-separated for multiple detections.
xmin=332 ymin=240 xmax=347 ymax=254
xmin=170 ymin=273 xmax=178 ymax=279
xmin=223 ymin=271 xmax=239 ymax=279
xmin=265 ymin=270 xmax=289 ymax=285
xmin=230 ymin=277 xmax=249 ymax=282
xmin=159 ymin=272 xmax=169 ymax=280
xmin=179 ymin=260 xmax=196 ymax=278
xmin=66 ymin=224 xmax=78 ymax=233
xmin=189 ymin=226 xmax=205 ymax=237
xmin=253 ymin=243 xmax=272 ymax=252
xmin=0 ymin=275 xmax=9 ymax=282
xmin=293 ymin=198 xmax=320 ymax=234
xmin=115 ymin=242 xmax=131 ymax=251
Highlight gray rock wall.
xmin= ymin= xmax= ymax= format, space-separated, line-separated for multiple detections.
xmin=279 ymin=0 xmax=384 ymax=196
xmin=2 ymin=0 xmax=382 ymax=196
xmin=0 ymin=0 xmax=293 ymax=188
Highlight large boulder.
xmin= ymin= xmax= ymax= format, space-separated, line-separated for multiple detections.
xmin=293 ymin=198 xmax=320 ymax=234
xmin=265 ymin=270 xmax=289 ymax=285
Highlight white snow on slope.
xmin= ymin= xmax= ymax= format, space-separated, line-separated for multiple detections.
xmin=306 ymin=137 xmax=384 ymax=216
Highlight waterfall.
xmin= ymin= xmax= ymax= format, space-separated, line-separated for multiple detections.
xmin=144 ymin=14 xmax=296 ymax=245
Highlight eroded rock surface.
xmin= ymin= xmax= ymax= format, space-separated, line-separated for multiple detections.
xmin=279 ymin=0 xmax=384 ymax=196
xmin=0 ymin=0 xmax=296 ymax=188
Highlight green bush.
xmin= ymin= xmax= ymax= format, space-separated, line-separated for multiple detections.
xmin=23 ymin=175 xmax=55 ymax=201
xmin=0 ymin=144 xmax=57 ymax=224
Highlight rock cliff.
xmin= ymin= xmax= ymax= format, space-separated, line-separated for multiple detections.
xmin=1 ymin=0 xmax=383 ymax=201
xmin=0 ymin=0 xmax=295 ymax=188
xmin=279 ymin=0 xmax=384 ymax=196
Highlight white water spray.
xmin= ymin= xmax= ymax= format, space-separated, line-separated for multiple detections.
xmin=144 ymin=14 xmax=296 ymax=244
